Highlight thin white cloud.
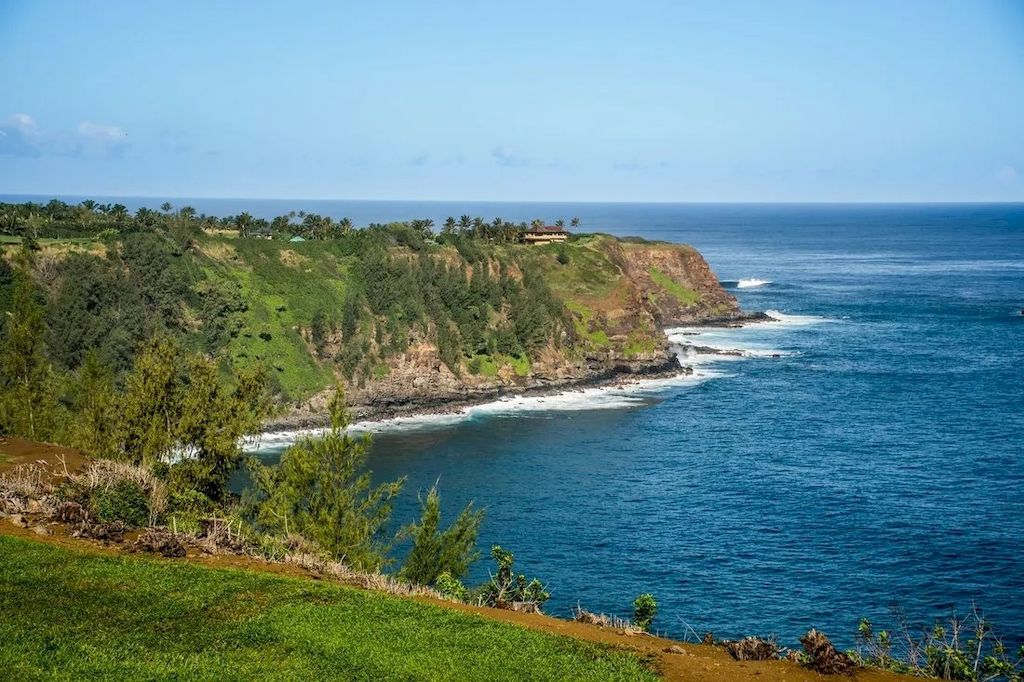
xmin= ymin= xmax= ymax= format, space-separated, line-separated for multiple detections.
xmin=0 ymin=113 xmax=129 ymax=158
xmin=77 ymin=121 xmax=127 ymax=141
xmin=491 ymin=146 xmax=530 ymax=167
xmin=995 ymin=165 xmax=1018 ymax=185
xmin=10 ymin=113 xmax=37 ymax=128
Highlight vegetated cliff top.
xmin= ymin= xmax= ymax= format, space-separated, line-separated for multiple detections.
xmin=3 ymin=228 xmax=740 ymax=404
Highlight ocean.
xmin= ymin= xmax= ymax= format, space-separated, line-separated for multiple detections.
xmin=12 ymin=196 xmax=1023 ymax=646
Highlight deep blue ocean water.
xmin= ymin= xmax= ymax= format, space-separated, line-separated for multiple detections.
xmin=10 ymin=196 xmax=1022 ymax=646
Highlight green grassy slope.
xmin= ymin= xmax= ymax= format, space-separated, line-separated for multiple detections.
xmin=0 ymin=536 xmax=656 ymax=681
xmin=196 ymin=239 xmax=348 ymax=397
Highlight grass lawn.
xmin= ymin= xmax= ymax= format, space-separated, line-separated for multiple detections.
xmin=0 ymin=536 xmax=657 ymax=681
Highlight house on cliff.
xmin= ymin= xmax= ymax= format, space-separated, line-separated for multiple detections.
xmin=523 ymin=225 xmax=570 ymax=245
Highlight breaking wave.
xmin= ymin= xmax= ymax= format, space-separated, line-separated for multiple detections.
xmin=248 ymin=312 xmax=830 ymax=451
xmin=246 ymin=369 xmax=724 ymax=452
xmin=737 ymin=278 xmax=772 ymax=289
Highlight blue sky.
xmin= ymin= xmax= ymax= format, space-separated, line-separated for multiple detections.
xmin=1 ymin=1 xmax=1022 ymax=201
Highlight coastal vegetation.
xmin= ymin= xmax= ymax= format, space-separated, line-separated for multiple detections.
xmin=0 ymin=198 xmax=736 ymax=416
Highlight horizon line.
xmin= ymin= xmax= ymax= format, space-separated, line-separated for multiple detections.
xmin=2 ymin=193 xmax=1024 ymax=207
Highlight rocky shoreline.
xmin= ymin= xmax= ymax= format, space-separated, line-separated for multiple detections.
xmin=263 ymin=353 xmax=688 ymax=431
xmin=261 ymin=312 xmax=775 ymax=434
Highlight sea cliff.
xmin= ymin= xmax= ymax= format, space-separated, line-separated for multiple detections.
xmin=266 ymin=236 xmax=753 ymax=427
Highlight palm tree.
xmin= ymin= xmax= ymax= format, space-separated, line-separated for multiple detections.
xmin=530 ymin=218 xmax=544 ymax=230
xmin=339 ymin=217 xmax=353 ymax=234
xmin=0 ymin=209 xmax=17 ymax=236
xmin=443 ymin=217 xmax=456 ymax=234
xmin=236 ymin=212 xmax=254 ymax=238
xmin=160 ymin=201 xmax=173 ymax=214
xmin=458 ymin=215 xmax=472 ymax=232
xmin=80 ymin=199 xmax=97 ymax=213
xmin=320 ymin=215 xmax=335 ymax=239
xmin=571 ymin=216 xmax=580 ymax=230
xmin=555 ymin=219 xmax=565 ymax=229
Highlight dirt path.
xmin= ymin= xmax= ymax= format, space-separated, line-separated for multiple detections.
xmin=0 ymin=439 xmax=913 ymax=682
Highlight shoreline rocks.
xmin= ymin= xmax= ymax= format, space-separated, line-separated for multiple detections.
xmin=261 ymin=314 xmax=772 ymax=434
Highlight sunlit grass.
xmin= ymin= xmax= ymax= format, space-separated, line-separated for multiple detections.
xmin=0 ymin=536 xmax=657 ymax=681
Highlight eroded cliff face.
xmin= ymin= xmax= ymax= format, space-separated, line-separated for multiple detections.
xmin=613 ymin=241 xmax=740 ymax=325
xmin=274 ymin=238 xmax=741 ymax=426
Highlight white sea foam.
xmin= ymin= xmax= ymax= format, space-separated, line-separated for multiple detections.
xmin=244 ymin=369 xmax=723 ymax=452
xmin=737 ymin=278 xmax=771 ymax=289
xmin=247 ymin=311 xmax=827 ymax=450
xmin=665 ymin=309 xmax=829 ymax=365
xmin=762 ymin=310 xmax=832 ymax=326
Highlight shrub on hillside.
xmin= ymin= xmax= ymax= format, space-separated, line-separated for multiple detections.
xmin=243 ymin=387 xmax=405 ymax=571
xmin=435 ymin=572 xmax=469 ymax=602
xmin=90 ymin=479 xmax=150 ymax=527
xmin=69 ymin=459 xmax=167 ymax=527
xmin=632 ymin=593 xmax=658 ymax=632
xmin=399 ymin=485 xmax=483 ymax=587
xmin=480 ymin=545 xmax=550 ymax=613
xmin=852 ymin=608 xmax=1024 ymax=681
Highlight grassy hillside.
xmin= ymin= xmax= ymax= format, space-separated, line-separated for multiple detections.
xmin=0 ymin=535 xmax=656 ymax=681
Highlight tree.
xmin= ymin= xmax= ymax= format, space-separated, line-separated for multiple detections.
xmin=110 ymin=203 xmax=128 ymax=224
xmin=46 ymin=253 xmax=125 ymax=370
xmin=570 ymin=216 xmax=580 ymax=230
xmin=310 ymin=309 xmax=329 ymax=356
xmin=0 ymin=256 xmax=59 ymax=440
xmin=555 ymin=219 xmax=565 ymax=228
xmin=236 ymin=212 xmax=254 ymax=238
xmin=113 ymin=337 xmax=267 ymax=500
xmin=117 ymin=337 xmax=181 ymax=465
xmin=399 ymin=484 xmax=484 ymax=586
xmin=160 ymin=201 xmax=173 ymax=214
xmin=247 ymin=388 xmax=405 ymax=571
xmin=443 ymin=217 xmax=456 ymax=235
xmin=67 ymin=350 xmax=120 ymax=458
xmin=174 ymin=358 xmax=267 ymax=502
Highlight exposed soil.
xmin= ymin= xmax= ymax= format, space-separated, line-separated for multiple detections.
xmin=0 ymin=436 xmax=88 ymax=477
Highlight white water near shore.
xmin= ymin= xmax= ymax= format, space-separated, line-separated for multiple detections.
xmin=245 ymin=309 xmax=832 ymax=453
xmin=246 ymin=368 xmax=724 ymax=452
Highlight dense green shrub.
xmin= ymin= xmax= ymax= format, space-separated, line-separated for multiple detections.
xmin=167 ymin=487 xmax=214 ymax=515
xmin=90 ymin=479 xmax=150 ymax=527
xmin=435 ymin=571 xmax=469 ymax=602
xmin=632 ymin=593 xmax=658 ymax=631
